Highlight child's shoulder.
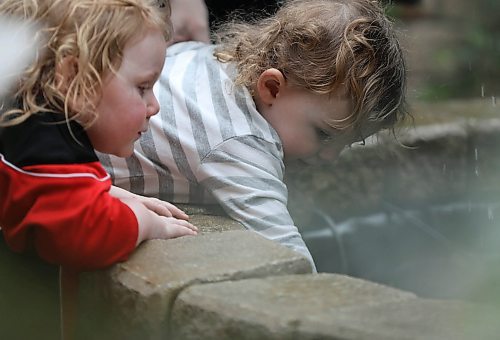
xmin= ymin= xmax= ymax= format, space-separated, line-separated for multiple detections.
xmin=1 ymin=112 xmax=96 ymax=168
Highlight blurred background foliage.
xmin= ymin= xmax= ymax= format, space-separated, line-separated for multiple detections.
xmin=387 ymin=0 xmax=500 ymax=101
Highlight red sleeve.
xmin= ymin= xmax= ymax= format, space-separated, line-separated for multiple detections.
xmin=0 ymin=160 xmax=138 ymax=271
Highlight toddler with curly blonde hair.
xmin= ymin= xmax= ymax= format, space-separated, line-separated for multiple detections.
xmin=0 ymin=0 xmax=197 ymax=271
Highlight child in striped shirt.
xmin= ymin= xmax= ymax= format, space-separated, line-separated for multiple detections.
xmin=100 ymin=0 xmax=408 ymax=272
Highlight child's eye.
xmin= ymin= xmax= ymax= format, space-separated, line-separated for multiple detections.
xmin=137 ymin=85 xmax=150 ymax=96
xmin=316 ymin=128 xmax=332 ymax=144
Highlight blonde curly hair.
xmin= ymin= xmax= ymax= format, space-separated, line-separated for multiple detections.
xmin=214 ymin=0 xmax=407 ymax=135
xmin=0 ymin=0 xmax=171 ymax=127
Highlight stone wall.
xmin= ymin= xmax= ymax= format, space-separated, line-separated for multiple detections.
xmin=77 ymin=209 xmax=498 ymax=340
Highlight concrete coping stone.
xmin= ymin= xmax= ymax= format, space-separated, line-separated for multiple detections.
xmin=80 ymin=227 xmax=312 ymax=337
xmin=170 ymin=273 xmax=499 ymax=340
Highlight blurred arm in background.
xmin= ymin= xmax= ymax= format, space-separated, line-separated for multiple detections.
xmin=169 ymin=0 xmax=210 ymax=45
xmin=169 ymin=0 xmax=281 ymax=45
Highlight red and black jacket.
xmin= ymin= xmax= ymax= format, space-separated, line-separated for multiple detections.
xmin=0 ymin=112 xmax=137 ymax=271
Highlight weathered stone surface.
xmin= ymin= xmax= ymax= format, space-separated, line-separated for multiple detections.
xmin=170 ymin=273 xmax=418 ymax=340
xmin=174 ymin=203 xmax=227 ymax=217
xmin=173 ymin=204 xmax=245 ymax=232
xmin=80 ymin=230 xmax=312 ymax=339
xmin=322 ymin=298 xmax=500 ymax=340
xmin=189 ymin=214 xmax=244 ymax=233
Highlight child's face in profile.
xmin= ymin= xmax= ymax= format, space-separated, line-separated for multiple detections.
xmin=260 ymin=85 xmax=362 ymax=164
xmin=86 ymin=28 xmax=167 ymax=157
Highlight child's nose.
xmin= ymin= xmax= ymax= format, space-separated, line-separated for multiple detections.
xmin=147 ymin=95 xmax=160 ymax=117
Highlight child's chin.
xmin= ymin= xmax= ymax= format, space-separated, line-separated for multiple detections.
xmin=111 ymin=147 xmax=134 ymax=159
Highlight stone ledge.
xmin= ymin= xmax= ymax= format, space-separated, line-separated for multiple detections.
xmin=80 ymin=221 xmax=312 ymax=339
xmin=187 ymin=213 xmax=245 ymax=233
xmin=75 ymin=197 xmax=500 ymax=340
xmin=324 ymin=298 xmax=500 ymax=340
xmin=171 ymin=273 xmax=417 ymax=339
xmin=170 ymin=273 xmax=499 ymax=340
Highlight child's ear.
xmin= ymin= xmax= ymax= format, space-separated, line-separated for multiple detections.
xmin=55 ymin=56 xmax=78 ymax=95
xmin=256 ymin=68 xmax=286 ymax=106
xmin=55 ymin=56 xmax=89 ymax=114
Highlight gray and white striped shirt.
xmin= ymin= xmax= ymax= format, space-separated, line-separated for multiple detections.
xmin=99 ymin=42 xmax=315 ymax=271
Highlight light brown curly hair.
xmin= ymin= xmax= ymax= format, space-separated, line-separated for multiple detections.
xmin=214 ymin=0 xmax=407 ymax=136
xmin=0 ymin=0 xmax=171 ymax=128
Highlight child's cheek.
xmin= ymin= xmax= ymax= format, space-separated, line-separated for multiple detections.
xmin=284 ymin=138 xmax=320 ymax=159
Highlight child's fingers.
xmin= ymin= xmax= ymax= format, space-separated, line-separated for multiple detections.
xmin=150 ymin=200 xmax=173 ymax=217
xmin=143 ymin=198 xmax=189 ymax=220
xmin=163 ymin=217 xmax=198 ymax=238
xmin=162 ymin=202 xmax=189 ymax=220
